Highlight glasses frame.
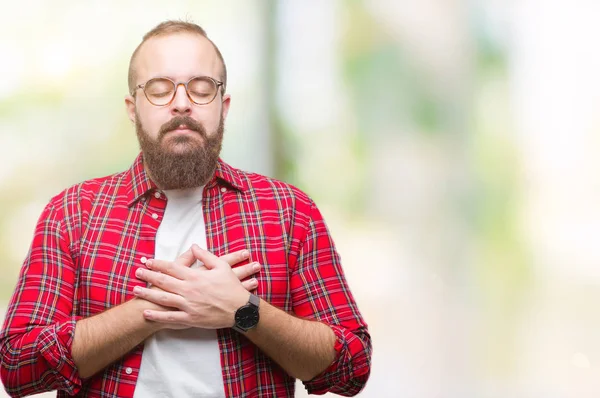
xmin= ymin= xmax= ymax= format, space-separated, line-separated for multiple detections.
xmin=132 ymin=76 xmax=224 ymax=106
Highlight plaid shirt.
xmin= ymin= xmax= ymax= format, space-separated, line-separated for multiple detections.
xmin=0 ymin=154 xmax=371 ymax=397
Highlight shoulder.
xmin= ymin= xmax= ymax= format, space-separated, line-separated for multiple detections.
xmin=46 ymin=169 xmax=129 ymax=215
xmin=234 ymin=167 xmax=315 ymax=210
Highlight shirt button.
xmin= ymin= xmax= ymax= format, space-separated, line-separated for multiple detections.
xmin=220 ymin=187 xmax=227 ymax=193
xmin=125 ymin=367 xmax=133 ymax=375
xmin=140 ymin=257 xmax=147 ymax=264
xmin=154 ymin=191 xmax=161 ymax=199
xmin=151 ymin=213 xmax=158 ymax=220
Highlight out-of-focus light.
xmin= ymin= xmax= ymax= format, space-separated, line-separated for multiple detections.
xmin=40 ymin=41 xmax=73 ymax=82
xmin=571 ymin=352 xmax=591 ymax=369
xmin=0 ymin=42 xmax=25 ymax=98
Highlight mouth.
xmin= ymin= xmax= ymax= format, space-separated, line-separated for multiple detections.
xmin=170 ymin=125 xmax=196 ymax=134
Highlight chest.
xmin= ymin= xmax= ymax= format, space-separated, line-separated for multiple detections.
xmin=73 ymin=193 xmax=294 ymax=316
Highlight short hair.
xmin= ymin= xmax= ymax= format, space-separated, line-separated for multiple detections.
xmin=128 ymin=20 xmax=227 ymax=95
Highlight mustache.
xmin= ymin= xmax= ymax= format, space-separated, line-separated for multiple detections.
xmin=158 ymin=116 xmax=206 ymax=140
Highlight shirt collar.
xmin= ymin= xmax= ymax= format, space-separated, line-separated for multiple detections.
xmin=210 ymin=157 xmax=247 ymax=192
xmin=126 ymin=153 xmax=247 ymax=207
xmin=126 ymin=153 xmax=157 ymax=206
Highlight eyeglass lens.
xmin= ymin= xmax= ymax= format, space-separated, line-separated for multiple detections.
xmin=144 ymin=77 xmax=218 ymax=105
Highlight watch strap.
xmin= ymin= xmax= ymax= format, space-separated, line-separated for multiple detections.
xmin=248 ymin=293 xmax=260 ymax=308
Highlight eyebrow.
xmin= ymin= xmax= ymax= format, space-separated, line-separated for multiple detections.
xmin=147 ymin=75 xmax=216 ymax=82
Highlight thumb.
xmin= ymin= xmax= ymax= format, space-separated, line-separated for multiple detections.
xmin=191 ymin=244 xmax=224 ymax=270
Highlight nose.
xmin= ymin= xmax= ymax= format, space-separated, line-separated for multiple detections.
xmin=170 ymin=83 xmax=192 ymax=115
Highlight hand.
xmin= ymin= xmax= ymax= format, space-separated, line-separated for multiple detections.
xmin=133 ymin=247 xmax=259 ymax=330
xmin=133 ymin=244 xmax=258 ymax=329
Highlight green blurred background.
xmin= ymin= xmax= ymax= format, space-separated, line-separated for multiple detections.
xmin=2 ymin=0 xmax=600 ymax=397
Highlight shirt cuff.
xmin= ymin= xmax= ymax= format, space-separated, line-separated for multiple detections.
xmin=302 ymin=324 xmax=371 ymax=396
xmin=37 ymin=316 xmax=83 ymax=395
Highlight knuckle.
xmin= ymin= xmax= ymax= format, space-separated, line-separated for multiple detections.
xmin=159 ymin=294 xmax=169 ymax=304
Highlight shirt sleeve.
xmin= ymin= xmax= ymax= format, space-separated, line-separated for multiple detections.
xmin=290 ymin=200 xmax=372 ymax=396
xmin=0 ymin=199 xmax=83 ymax=397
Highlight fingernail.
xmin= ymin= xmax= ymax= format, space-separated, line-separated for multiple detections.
xmin=143 ymin=310 xmax=152 ymax=319
xmin=145 ymin=260 xmax=152 ymax=269
xmin=133 ymin=286 xmax=141 ymax=294
xmin=253 ymin=262 xmax=260 ymax=272
xmin=251 ymin=278 xmax=258 ymax=286
xmin=136 ymin=268 xmax=143 ymax=277
xmin=242 ymin=250 xmax=249 ymax=258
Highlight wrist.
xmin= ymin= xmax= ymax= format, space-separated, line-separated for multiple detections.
xmin=129 ymin=297 xmax=165 ymax=332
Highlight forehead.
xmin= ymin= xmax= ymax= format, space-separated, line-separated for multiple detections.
xmin=135 ymin=33 xmax=221 ymax=82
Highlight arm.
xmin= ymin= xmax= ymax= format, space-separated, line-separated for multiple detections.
xmin=0 ymin=201 xmax=83 ymax=396
xmin=291 ymin=201 xmax=372 ymax=396
xmin=0 ymin=200 xmax=167 ymax=395
xmin=224 ymin=199 xmax=372 ymax=388
xmin=243 ymin=300 xmax=337 ymax=381
xmin=71 ymin=298 xmax=160 ymax=378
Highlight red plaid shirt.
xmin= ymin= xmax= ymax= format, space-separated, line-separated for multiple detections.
xmin=1 ymin=154 xmax=371 ymax=397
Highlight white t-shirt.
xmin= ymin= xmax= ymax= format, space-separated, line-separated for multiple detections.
xmin=134 ymin=187 xmax=226 ymax=398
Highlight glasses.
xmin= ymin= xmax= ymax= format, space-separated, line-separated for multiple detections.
xmin=132 ymin=76 xmax=224 ymax=106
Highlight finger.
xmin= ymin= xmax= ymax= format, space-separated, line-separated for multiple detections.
xmin=191 ymin=244 xmax=225 ymax=270
xmin=232 ymin=262 xmax=261 ymax=281
xmin=219 ymin=249 xmax=250 ymax=267
xmin=175 ymin=248 xmax=197 ymax=268
xmin=136 ymin=268 xmax=182 ymax=292
xmin=146 ymin=257 xmax=192 ymax=280
xmin=133 ymin=286 xmax=186 ymax=309
xmin=241 ymin=278 xmax=258 ymax=291
xmin=143 ymin=309 xmax=190 ymax=325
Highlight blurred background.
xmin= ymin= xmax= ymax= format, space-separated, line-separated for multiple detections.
xmin=1 ymin=0 xmax=599 ymax=396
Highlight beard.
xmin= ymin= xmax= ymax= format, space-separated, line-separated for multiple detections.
xmin=135 ymin=112 xmax=224 ymax=190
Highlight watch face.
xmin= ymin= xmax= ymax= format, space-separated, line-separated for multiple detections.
xmin=235 ymin=305 xmax=259 ymax=329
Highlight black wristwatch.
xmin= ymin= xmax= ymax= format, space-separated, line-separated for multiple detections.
xmin=232 ymin=293 xmax=260 ymax=333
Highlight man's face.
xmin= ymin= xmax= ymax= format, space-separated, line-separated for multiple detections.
xmin=125 ymin=33 xmax=231 ymax=189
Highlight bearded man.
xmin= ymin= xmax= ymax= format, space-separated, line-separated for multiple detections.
xmin=0 ymin=20 xmax=371 ymax=398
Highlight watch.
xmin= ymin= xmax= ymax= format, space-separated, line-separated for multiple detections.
xmin=232 ymin=293 xmax=260 ymax=333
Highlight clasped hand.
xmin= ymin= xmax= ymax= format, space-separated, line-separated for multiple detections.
xmin=133 ymin=244 xmax=260 ymax=330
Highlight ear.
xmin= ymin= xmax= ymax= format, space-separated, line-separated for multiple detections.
xmin=221 ymin=93 xmax=231 ymax=121
xmin=124 ymin=95 xmax=136 ymax=123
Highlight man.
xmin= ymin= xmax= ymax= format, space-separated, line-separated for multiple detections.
xmin=0 ymin=20 xmax=371 ymax=397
